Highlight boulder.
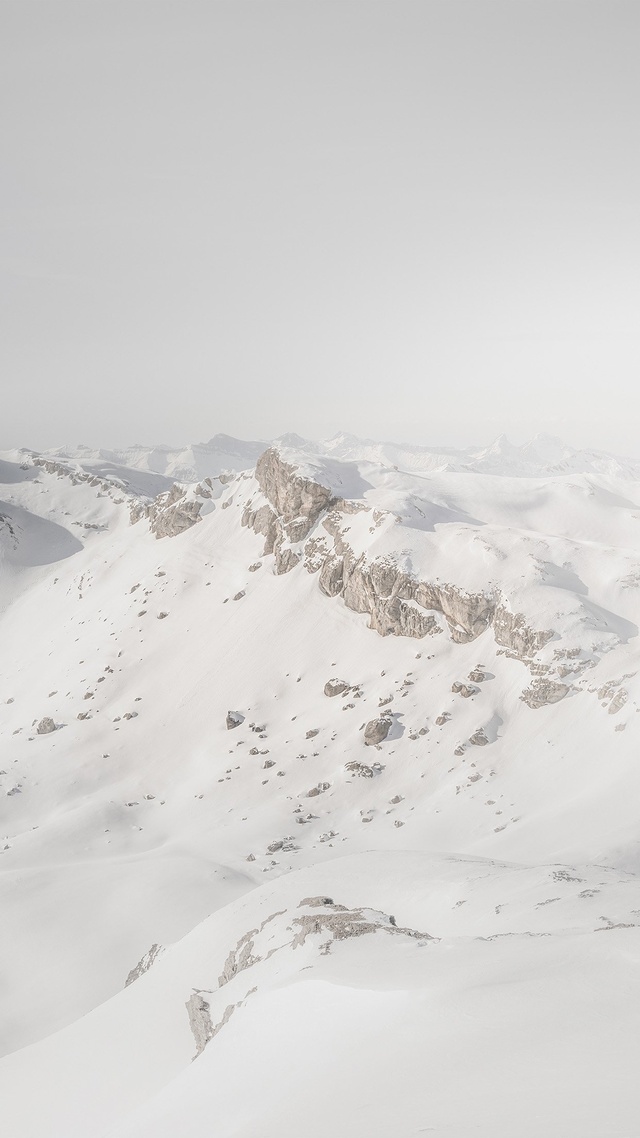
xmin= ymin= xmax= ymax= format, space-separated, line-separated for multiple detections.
xmin=226 ymin=711 xmax=244 ymax=730
xmin=36 ymin=717 xmax=56 ymax=734
xmin=324 ymin=678 xmax=350 ymax=698
xmin=363 ymin=716 xmax=391 ymax=746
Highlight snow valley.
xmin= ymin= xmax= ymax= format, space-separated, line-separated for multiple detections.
xmin=1 ymin=431 xmax=640 ymax=1138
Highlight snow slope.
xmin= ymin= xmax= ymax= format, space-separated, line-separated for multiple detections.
xmin=1 ymin=433 xmax=639 ymax=1136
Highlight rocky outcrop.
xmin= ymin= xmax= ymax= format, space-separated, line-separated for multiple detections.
xmin=363 ymin=716 xmax=392 ymax=746
xmin=131 ymin=483 xmax=204 ymax=539
xmin=226 ymin=711 xmax=244 ymax=730
xmin=125 ymin=943 xmax=162 ymax=987
xmin=493 ymin=605 xmax=554 ymax=657
xmin=291 ymin=898 xmax=433 ymax=950
xmin=185 ymin=993 xmax=215 ymax=1057
xmin=520 ymin=679 xmax=570 ymax=709
xmin=242 ymin=449 xmax=563 ymax=657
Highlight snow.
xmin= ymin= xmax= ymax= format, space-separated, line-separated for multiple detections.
xmin=1 ymin=431 xmax=639 ymax=1136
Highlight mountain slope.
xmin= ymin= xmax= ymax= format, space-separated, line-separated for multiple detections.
xmin=1 ymin=433 xmax=639 ymax=1135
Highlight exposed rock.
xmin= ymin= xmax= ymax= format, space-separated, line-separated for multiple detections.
xmin=520 ymin=679 xmax=571 ymax=709
xmin=241 ymin=502 xmax=279 ymax=555
xmin=318 ymin=555 xmax=344 ymax=597
xmin=274 ymin=545 xmax=302 ymax=575
xmin=185 ymin=993 xmax=215 ymax=1057
xmin=324 ymin=678 xmax=350 ymax=698
xmin=241 ymin=452 xmax=562 ymax=659
xmin=345 ymin=761 xmax=374 ymax=778
xmin=218 ymin=928 xmax=260 ymax=987
xmin=469 ymin=728 xmax=489 ymax=746
xmin=226 ymin=711 xmax=244 ymax=730
xmin=307 ymin=782 xmax=331 ymax=797
xmin=468 ymin=669 xmax=486 ymax=683
xmin=299 ymin=895 xmax=338 ymax=908
xmin=133 ymin=483 xmax=205 ymax=540
xmin=255 ymin=449 xmax=334 ymax=541
xmin=305 ymin=728 xmax=320 ymax=739
xmin=493 ymin=605 xmax=554 ymax=657
xmin=607 ymin=689 xmax=628 ymax=715
xmin=291 ymin=898 xmax=433 ymax=950
xmin=363 ymin=716 xmax=392 ymax=745
xmin=125 ymin=943 xmax=162 ymax=987
xmin=36 ymin=717 xmax=56 ymax=734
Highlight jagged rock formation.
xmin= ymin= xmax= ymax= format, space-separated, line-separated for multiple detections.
xmin=241 ymin=448 xmax=335 ymax=574
xmin=242 ymin=448 xmax=556 ymax=659
xmin=131 ymin=483 xmax=205 ymax=539
xmin=254 ymin=449 xmax=334 ymax=541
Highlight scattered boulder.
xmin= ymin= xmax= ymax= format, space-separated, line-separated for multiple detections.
xmin=324 ymin=678 xmax=350 ymax=698
xmin=520 ymin=680 xmax=570 ymax=709
xmin=307 ymin=782 xmax=331 ymax=797
xmin=469 ymin=728 xmax=489 ymax=746
xmin=363 ymin=716 xmax=392 ymax=746
xmin=468 ymin=669 xmax=486 ymax=683
xmin=36 ymin=717 xmax=56 ymax=735
xmin=451 ymin=682 xmax=477 ymax=698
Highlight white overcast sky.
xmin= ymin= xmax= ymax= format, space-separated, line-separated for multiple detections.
xmin=2 ymin=0 xmax=639 ymax=454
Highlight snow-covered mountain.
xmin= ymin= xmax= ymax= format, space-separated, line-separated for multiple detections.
xmin=1 ymin=433 xmax=639 ymax=1137
xmin=48 ymin=428 xmax=640 ymax=482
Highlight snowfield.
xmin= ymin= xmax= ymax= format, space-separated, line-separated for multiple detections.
xmin=1 ymin=431 xmax=639 ymax=1137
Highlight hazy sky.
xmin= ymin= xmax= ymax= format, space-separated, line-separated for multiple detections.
xmin=2 ymin=1 xmax=639 ymax=454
